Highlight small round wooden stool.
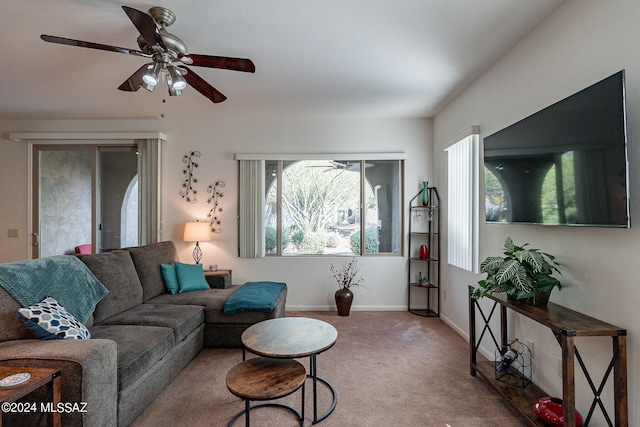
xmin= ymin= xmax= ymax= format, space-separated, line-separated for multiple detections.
xmin=226 ymin=357 xmax=306 ymax=427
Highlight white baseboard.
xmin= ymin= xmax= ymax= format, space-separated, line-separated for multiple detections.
xmin=286 ymin=305 xmax=409 ymax=311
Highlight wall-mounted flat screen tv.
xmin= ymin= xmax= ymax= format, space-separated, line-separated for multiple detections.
xmin=484 ymin=70 xmax=629 ymax=227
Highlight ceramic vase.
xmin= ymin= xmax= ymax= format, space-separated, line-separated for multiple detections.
xmin=421 ymin=181 xmax=430 ymax=206
xmin=533 ymin=396 xmax=583 ymax=427
xmin=419 ymin=245 xmax=429 ymax=260
xmin=335 ymin=288 xmax=354 ymax=316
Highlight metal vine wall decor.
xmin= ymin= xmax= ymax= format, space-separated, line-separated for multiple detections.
xmin=207 ymin=179 xmax=225 ymax=233
xmin=180 ymin=151 xmax=201 ymax=203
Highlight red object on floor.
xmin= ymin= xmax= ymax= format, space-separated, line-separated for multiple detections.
xmin=419 ymin=245 xmax=429 ymax=260
xmin=533 ymin=397 xmax=584 ymax=427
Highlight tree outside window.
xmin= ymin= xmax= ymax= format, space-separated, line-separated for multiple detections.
xmin=265 ymin=159 xmax=402 ymax=256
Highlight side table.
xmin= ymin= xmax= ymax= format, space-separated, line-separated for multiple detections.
xmin=0 ymin=366 xmax=61 ymax=427
xmin=204 ymin=269 xmax=232 ymax=289
xmin=226 ymin=357 xmax=306 ymax=426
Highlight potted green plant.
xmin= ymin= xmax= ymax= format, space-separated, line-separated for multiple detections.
xmin=330 ymin=257 xmax=366 ymax=316
xmin=472 ymin=236 xmax=561 ymax=306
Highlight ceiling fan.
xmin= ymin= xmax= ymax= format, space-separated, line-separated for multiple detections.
xmin=308 ymin=161 xmax=375 ymax=172
xmin=40 ymin=5 xmax=255 ymax=103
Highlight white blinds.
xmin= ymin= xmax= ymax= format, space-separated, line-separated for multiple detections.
xmin=238 ymin=160 xmax=265 ymax=258
xmin=445 ymin=129 xmax=479 ymax=272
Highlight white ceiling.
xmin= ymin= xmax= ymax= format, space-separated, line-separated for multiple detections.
xmin=1 ymin=0 xmax=564 ymax=121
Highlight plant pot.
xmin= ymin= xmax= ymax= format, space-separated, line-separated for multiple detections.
xmin=531 ymin=290 xmax=551 ymax=307
xmin=335 ymin=288 xmax=353 ymax=316
xmin=507 ymin=290 xmax=552 ymax=307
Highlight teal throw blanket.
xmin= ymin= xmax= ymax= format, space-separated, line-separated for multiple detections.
xmin=0 ymin=255 xmax=109 ymax=323
xmin=223 ymin=281 xmax=286 ymax=315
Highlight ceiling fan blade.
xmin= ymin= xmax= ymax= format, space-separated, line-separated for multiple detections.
xmin=117 ymin=64 xmax=152 ymax=92
xmin=179 ymin=53 xmax=255 ymax=73
xmin=40 ymin=34 xmax=149 ymax=58
xmin=182 ymin=67 xmax=227 ymax=103
xmin=122 ymin=6 xmax=167 ymax=51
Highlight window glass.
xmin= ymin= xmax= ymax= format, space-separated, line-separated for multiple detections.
xmin=264 ymin=159 xmax=403 ymax=256
xmin=364 ymin=160 xmax=402 ymax=254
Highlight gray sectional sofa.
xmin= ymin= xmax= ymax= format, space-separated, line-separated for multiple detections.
xmin=0 ymin=241 xmax=287 ymax=426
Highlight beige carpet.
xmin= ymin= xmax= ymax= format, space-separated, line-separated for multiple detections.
xmin=131 ymin=311 xmax=526 ymax=426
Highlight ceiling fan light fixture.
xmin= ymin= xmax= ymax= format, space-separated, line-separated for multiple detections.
xmin=141 ymin=81 xmax=156 ymax=92
xmin=142 ymin=62 xmax=163 ymax=86
xmin=166 ymin=74 xmax=182 ymax=96
xmin=168 ymin=65 xmax=187 ymax=91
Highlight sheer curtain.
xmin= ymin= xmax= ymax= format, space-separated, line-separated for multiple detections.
xmin=238 ymin=160 xmax=265 ymax=258
xmin=137 ymin=138 xmax=162 ymax=244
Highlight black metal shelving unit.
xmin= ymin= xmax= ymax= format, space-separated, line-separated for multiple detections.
xmin=407 ymin=186 xmax=440 ymax=317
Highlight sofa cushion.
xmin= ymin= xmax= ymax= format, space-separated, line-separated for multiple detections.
xmin=78 ymin=250 xmax=143 ymax=324
xmin=88 ymin=324 xmax=174 ymax=391
xmin=17 ymin=296 xmax=90 ymax=340
xmin=97 ymin=304 xmax=203 ymax=343
xmin=126 ymin=241 xmax=178 ymax=301
xmin=147 ymin=285 xmax=287 ymax=325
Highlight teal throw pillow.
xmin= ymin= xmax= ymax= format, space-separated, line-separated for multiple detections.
xmin=174 ymin=262 xmax=210 ymax=293
xmin=160 ymin=263 xmax=179 ymax=294
xmin=17 ymin=296 xmax=91 ymax=340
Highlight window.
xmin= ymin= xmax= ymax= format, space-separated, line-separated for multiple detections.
xmin=445 ymin=127 xmax=479 ymax=272
xmin=238 ymin=154 xmax=404 ymax=257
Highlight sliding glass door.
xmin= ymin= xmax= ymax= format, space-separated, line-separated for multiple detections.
xmin=33 ymin=144 xmax=138 ymax=258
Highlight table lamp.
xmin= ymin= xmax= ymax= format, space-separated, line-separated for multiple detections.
xmin=183 ymin=221 xmax=211 ymax=264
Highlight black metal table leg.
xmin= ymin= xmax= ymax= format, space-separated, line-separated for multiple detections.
xmin=309 ymin=354 xmax=337 ymax=424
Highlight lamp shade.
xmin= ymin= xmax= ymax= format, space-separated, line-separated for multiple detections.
xmin=183 ymin=221 xmax=212 ymax=242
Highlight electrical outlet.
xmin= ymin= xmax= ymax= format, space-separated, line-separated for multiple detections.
xmin=7 ymin=229 xmax=20 ymax=238
xmin=557 ymin=359 xmax=563 ymax=377
xmin=443 ymin=290 xmax=447 ymax=300
xmin=525 ymin=339 xmax=534 ymax=356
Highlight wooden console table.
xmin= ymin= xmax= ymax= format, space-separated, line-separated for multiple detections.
xmin=468 ymin=286 xmax=627 ymax=426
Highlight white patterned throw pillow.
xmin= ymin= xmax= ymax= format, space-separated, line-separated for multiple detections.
xmin=17 ymin=296 xmax=91 ymax=340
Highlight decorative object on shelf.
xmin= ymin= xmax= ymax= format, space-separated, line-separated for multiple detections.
xmin=533 ymin=397 xmax=584 ymax=427
xmin=180 ymin=151 xmax=201 ymax=203
xmin=419 ymin=244 xmax=429 ymax=260
xmin=330 ymin=257 xmax=366 ymax=316
xmin=493 ymin=338 xmax=532 ymax=389
xmin=0 ymin=372 xmax=31 ymax=387
xmin=417 ymin=272 xmax=423 ymax=284
xmin=421 ymin=181 xmax=430 ymax=206
xmin=207 ymin=179 xmax=226 ymax=233
xmin=496 ymin=347 xmax=517 ymax=372
xmin=183 ymin=221 xmax=211 ymax=264
xmin=471 ymin=236 xmax=561 ymax=306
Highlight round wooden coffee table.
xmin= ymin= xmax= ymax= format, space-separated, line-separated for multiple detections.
xmin=241 ymin=317 xmax=338 ymax=424
xmin=226 ymin=357 xmax=306 ymax=426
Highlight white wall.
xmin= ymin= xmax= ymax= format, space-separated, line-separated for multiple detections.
xmin=433 ymin=1 xmax=638 ymax=424
xmin=0 ymin=116 xmax=432 ymax=312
